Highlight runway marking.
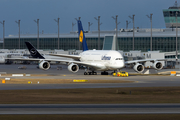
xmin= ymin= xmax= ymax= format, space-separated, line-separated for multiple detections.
xmin=12 ymin=74 xmax=23 ymax=77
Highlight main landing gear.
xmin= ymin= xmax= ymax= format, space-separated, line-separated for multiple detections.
xmin=101 ymin=71 xmax=109 ymax=75
xmin=84 ymin=71 xmax=97 ymax=75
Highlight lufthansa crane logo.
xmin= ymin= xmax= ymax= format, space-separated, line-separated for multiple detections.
xmin=30 ymin=48 xmax=37 ymax=55
xmin=79 ymin=30 xmax=83 ymax=43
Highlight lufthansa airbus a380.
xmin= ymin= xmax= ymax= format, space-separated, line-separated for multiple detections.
xmin=7 ymin=20 xmax=165 ymax=75
xmin=48 ymin=20 xmax=165 ymax=75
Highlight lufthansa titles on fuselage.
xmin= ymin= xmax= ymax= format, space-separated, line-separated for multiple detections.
xmin=101 ymin=55 xmax=111 ymax=60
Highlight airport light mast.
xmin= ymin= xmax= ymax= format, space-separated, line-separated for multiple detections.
xmin=126 ymin=20 xmax=131 ymax=29
xmin=176 ymin=11 xmax=178 ymax=65
xmin=75 ymin=17 xmax=81 ymax=50
xmin=88 ymin=22 xmax=93 ymax=31
xmin=0 ymin=20 xmax=5 ymax=49
xmin=146 ymin=13 xmax=153 ymax=51
xmin=171 ymin=19 xmax=174 ymax=31
xmin=72 ymin=22 xmax=76 ymax=32
xmin=129 ymin=14 xmax=135 ymax=51
xmin=112 ymin=15 xmax=120 ymax=50
xmin=54 ymin=18 xmax=60 ymax=49
xmin=34 ymin=19 xmax=39 ymax=49
xmin=75 ymin=17 xmax=81 ymax=21
xmin=94 ymin=16 xmax=102 ymax=50
xmin=15 ymin=20 xmax=20 ymax=49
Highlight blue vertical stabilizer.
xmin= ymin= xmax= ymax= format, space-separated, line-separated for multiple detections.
xmin=77 ymin=20 xmax=88 ymax=51
xmin=25 ymin=42 xmax=45 ymax=59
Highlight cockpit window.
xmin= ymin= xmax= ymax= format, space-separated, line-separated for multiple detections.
xmin=115 ymin=58 xmax=123 ymax=60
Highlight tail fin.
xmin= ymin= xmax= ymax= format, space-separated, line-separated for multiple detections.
xmin=77 ymin=20 xmax=88 ymax=51
xmin=25 ymin=42 xmax=45 ymax=59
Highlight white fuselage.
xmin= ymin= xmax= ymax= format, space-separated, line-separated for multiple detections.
xmin=79 ymin=50 xmax=125 ymax=71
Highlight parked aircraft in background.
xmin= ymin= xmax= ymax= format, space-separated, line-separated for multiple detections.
xmin=0 ymin=53 xmax=25 ymax=64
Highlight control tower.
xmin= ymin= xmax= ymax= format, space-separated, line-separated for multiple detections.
xmin=163 ymin=1 xmax=180 ymax=28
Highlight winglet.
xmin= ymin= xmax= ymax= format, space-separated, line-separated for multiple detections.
xmin=25 ymin=42 xmax=45 ymax=59
xmin=77 ymin=20 xmax=88 ymax=51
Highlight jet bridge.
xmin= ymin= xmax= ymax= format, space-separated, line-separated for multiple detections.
xmin=103 ymin=35 xmax=119 ymax=50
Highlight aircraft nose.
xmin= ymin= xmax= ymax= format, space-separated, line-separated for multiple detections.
xmin=121 ymin=61 xmax=125 ymax=68
xmin=115 ymin=61 xmax=125 ymax=69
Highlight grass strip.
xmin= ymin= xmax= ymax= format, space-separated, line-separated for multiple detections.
xmin=0 ymin=87 xmax=180 ymax=104
xmin=1 ymin=114 xmax=180 ymax=120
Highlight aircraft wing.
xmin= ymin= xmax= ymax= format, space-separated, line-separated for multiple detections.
xmin=48 ymin=54 xmax=81 ymax=60
xmin=5 ymin=58 xmax=103 ymax=69
xmin=6 ymin=58 xmax=74 ymax=63
xmin=6 ymin=58 xmax=45 ymax=61
xmin=125 ymin=59 xmax=166 ymax=64
xmin=47 ymin=59 xmax=103 ymax=69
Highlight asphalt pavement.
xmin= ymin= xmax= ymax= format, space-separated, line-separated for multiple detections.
xmin=1 ymin=64 xmax=180 ymax=115
xmin=1 ymin=104 xmax=180 ymax=114
xmin=0 ymin=64 xmax=180 ymax=90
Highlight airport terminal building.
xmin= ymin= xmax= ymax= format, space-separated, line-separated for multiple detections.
xmin=3 ymin=28 xmax=180 ymax=52
xmin=2 ymin=2 xmax=180 ymax=53
xmin=1 ymin=2 xmax=180 ymax=61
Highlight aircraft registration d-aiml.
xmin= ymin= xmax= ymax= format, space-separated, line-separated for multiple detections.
xmin=7 ymin=20 xmax=165 ymax=75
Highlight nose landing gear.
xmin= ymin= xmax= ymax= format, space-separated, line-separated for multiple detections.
xmin=84 ymin=71 xmax=97 ymax=75
xmin=101 ymin=71 xmax=108 ymax=75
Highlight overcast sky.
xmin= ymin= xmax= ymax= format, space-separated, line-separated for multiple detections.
xmin=0 ymin=0 xmax=178 ymax=38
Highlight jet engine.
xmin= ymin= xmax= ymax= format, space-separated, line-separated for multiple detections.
xmin=39 ymin=61 xmax=50 ymax=70
xmin=152 ymin=61 xmax=163 ymax=70
xmin=133 ymin=63 xmax=144 ymax=73
xmin=68 ymin=63 xmax=79 ymax=73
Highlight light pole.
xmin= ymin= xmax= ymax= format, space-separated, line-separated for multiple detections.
xmin=88 ymin=22 xmax=93 ymax=31
xmin=15 ymin=20 xmax=20 ymax=49
xmin=75 ymin=17 xmax=81 ymax=21
xmin=0 ymin=20 xmax=5 ymax=49
xmin=112 ymin=15 xmax=120 ymax=50
xmin=126 ymin=20 xmax=131 ymax=29
xmin=34 ymin=19 xmax=39 ymax=49
xmin=94 ymin=16 xmax=102 ymax=50
xmin=176 ymin=11 xmax=178 ymax=65
xmin=54 ymin=18 xmax=60 ymax=49
xmin=146 ymin=13 xmax=153 ymax=51
xmin=72 ymin=22 xmax=76 ymax=32
xmin=129 ymin=14 xmax=135 ymax=50
xmin=171 ymin=19 xmax=174 ymax=31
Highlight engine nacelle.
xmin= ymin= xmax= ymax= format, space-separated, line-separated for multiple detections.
xmin=39 ymin=61 xmax=50 ymax=70
xmin=152 ymin=61 xmax=163 ymax=70
xmin=68 ymin=63 xmax=79 ymax=73
xmin=133 ymin=63 xmax=144 ymax=73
